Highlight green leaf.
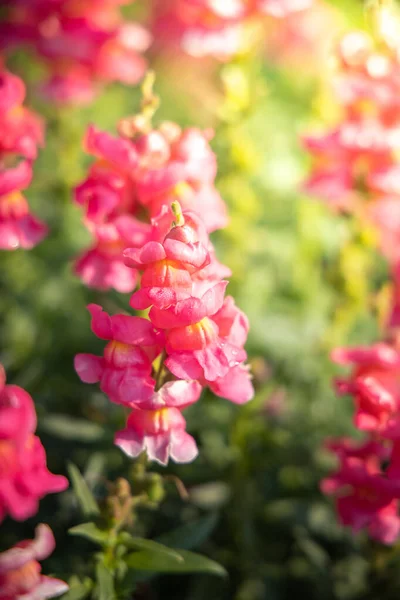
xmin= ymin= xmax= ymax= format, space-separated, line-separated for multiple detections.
xmin=69 ymin=522 xmax=109 ymax=546
xmin=68 ymin=463 xmax=100 ymax=518
xmin=125 ymin=549 xmax=227 ymax=577
xmin=95 ymin=563 xmax=115 ymax=600
xmin=155 ymin=513 xmax=219 ymax=551
xmin=118 ymin=533 xmax=184 ymax=561
xmin=40 ymin=414 xmax=103 ymax=442
xmin=62 ymin=576 xmax=93 ymax=600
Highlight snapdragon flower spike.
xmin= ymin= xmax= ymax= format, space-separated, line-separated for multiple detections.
xmin=0 ymin=364 xmax=68 ymax=522
xmin=0 ymin=65 xmax=47 ymax=250
xmin=0 ymin=523 xmax=68 ymax=599
xmin=1 ymin=0 xmax=151 ymax=105
xmin=321 ymin=438 xmax=400 ymax=545
xmin=74 ymin=304 xmax=163 ymax=407
xmin=115 ymin=380 xmax=201 ymax=465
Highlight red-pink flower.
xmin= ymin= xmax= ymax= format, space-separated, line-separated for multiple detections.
xmin=115 ymin=381 xmax=201 ymax=465
xmin=74 ymin=304 xmax=163 ymax=407
xmin=149 ymin=282 xmax=247 ymax=382
xmin=332 ymin=343 xmax=400 ymax=433
xmin=1 ymin=0 xmax=151 ymax=105
xmin=0 ymin=65 xmax=47 ymax=250
xmin=0 ymin=365 xmax=68 ymax=522
xmin=322 ymin=438 xmax=400 ymax=544
xmin=124 ymin=212 xmax=210 ymax=310
xmin=0 ymin=523 xmax=68 ymax=599
xmin=0 ymin=67 xmax=44 ymax=160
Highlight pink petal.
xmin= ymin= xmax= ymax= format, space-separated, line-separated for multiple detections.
xmin=145 ymin=433 xmax=170 ymax=465
xmin=0 ymin=524 xmax=54 ymax=574
xmin=170 ymin=430 xmax=198 ymax=463
xmin=129 ymin=287 xmax=153 ymax=310
xmin=165 ymin=353 xmax=203 ymax=380
xmin=0 ymin=160 xmax=32 ymax=196
xmin=163 ymin=239 xmax=209 ymax=269
xmin=87 ymin=304 xmax=112 ymax=339
xmin=149 ymin=297 xmax=205 ymax=329
xmin=157 ymin=380 xmax=202 ymax=409
xmin=31 ymin=524 xmax=56 ymax=561
xmin=209 ymin=365 xmax=254 ymax=404
xmin=200 ymin=281 xmax=228 ymax=317
xmin=110 ymin=315 xmax=158 ymax=346
xmin=20 ymin=575 xmax=69 ymax=599
xmin=74 ymin=354 xmax=103 ymax=383
xmin=114 ymin=428 xmax=145 ymax=458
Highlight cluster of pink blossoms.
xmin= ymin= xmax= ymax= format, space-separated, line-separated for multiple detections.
xmin=0 ymin=524 xmax=68 ymax=600
xmin=72 ymin=120 xmax=227 ymax=292
xmin=303 ymin=29 xmax=400 ymax=262
xmin=0 ymin=64 xmax=47 ymax=250
xmin=151 ymin=0 xmax=313 ymax=60
xmin=0 ymin=364 xmax=68 ymax=597
xmin=0 ymin=0 xmax=150 ymax=105
xmin=304 ymin=22 xmax=400 ymax=544
xmin=75 ymin=198 xmax=253 ymax=465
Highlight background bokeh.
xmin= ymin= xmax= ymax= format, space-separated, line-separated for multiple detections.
xmin=1 ymin=1 xmax=397 ymax=598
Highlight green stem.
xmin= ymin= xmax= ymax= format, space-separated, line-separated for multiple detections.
xmin=154 ymin=349 xmax=167 ymax=391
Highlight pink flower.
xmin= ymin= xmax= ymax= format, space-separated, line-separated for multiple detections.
xmin=0 ymin=68 xmax=44 ymax=160
xmin=0 ymin=365 xmax=68 ymax=522
xmin=322 ymin=438 xmax=400 ymax=544
xmin=0 ymin=524 xmax=68 ymax=599
xmin=124 ymin=212 xmax=210 ymax=310
xmin=0 ymin=191 xmax=48 ymax=250
xmin=74 ymin=304 xmax=163 ymax=407
xmin=1 ymin=1 xmax=150 ymax=105
xmin=115 ymin=381 xmax=201 ymax=465
xmin=332 ymin=343 xmax=400 ymax=432
xmin=149 ymin=282 xmax=247 ymax=383
xmin=0 ymin=66 xmax=47 ymax=250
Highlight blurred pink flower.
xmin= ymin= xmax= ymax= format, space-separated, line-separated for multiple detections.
xmin=0 ymin=364 xmax=68 ymax=522
xmin=0 ymin=524 xmax=68 ymax=599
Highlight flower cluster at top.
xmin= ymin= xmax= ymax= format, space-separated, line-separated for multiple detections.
xmin=0 ymin=64 xmax=47 ymax=250
xmin=72 ymin=103 xmax=228 ymax=292
xmin=151 ymin=0 xmax=313 ymax=60
xmin=303 ymin=8 xmax=400 ymax=545
xmin=0 ymin=0 xmax=151 ymax=105
xmin=75 ymin=200 xmax=254 ymax=465
xmin=0 ymin=524 xmax=69 ymax=600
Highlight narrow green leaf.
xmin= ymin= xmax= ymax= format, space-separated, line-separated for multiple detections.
xmin=155 ymin=513 xmax=219 ymax=551
xmin=118 ymin=533 xmax=183 ymax=561
xmin=95 ymin=563 xmax=115 ymax=600
xmin=40 ymin=414 xmax=103 ymax=442
xmin=125 ymin=549 xmax=227 ymax=577
xmin=69 ymin=522 xmax=109 ymax=546
xmin=68 ymin=463 xmax=100 ymax=518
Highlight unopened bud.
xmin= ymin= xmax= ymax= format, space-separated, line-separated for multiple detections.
xmin=171 ymin=201 xmax=185 ymax=227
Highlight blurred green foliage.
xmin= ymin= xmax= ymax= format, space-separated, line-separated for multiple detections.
xmin=1 ymin=1 xmax=399 ymax=599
